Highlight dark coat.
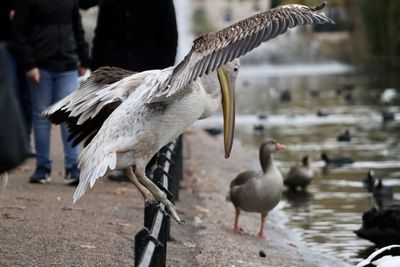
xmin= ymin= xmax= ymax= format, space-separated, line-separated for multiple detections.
xmin=0 ymin=0 xmax=14 ymax=41
xmin=11 ymin=0 xmax=90 ymax=72
xmin=0 ymin=43 xmax=29 ymax=173
xmin=79 ymin=0 xmax=178 ymax=71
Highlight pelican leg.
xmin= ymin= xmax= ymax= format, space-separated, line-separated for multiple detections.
xmin=257 ymin=214 xmax=267 ymax=239
xmin=125 ymin=167 xmax=155 ymax=203
xmin=135 ymin=168 xmax=184 ymax=224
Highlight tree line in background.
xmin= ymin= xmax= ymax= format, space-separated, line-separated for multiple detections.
xmin=273 ymin=0 xmax=400 ymax=66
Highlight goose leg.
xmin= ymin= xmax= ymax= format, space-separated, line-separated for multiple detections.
xmin=257 ymin=214 xmax=267 ymax=239
xmin=233 ymin=209 xmax=247 ymax=234
xmin=125 ymin=167 xmax=155 ymax=203
xmin=134 ymin=167 xmax=184 ymax=224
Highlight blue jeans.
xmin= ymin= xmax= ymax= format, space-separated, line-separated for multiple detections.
xmin=29 ymin=69 xmax=79 ymax=169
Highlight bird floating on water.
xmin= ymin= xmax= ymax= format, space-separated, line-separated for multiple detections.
xmin=228 ymin=139 xmax=285 ymax=238
xmin=355 ymin=205 xmax=400 ymax=247
xmin=321 ymin=152 xmax=354 ymax=168
xmin=284 ymin=155 xmax=314 ymax=191
xmin=336 ymin=129 xmax=351 ymax=142
xmin=363 ymin=170 xmax=375 ymax=192
xmin=42 ymin=3 xmax=333 ymax=223
xmin=372 ymin=178 xmax=394 ymax=209
xmin=381 ymin=88 xmax=397 ymax=104
xmin=316 ymin=109 xmax=329 ymax=117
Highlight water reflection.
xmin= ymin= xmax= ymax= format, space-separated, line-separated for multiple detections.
xmin=284 ymin=190 xmax=313 ymax=208
xmin=196 ymin=64 xmax=400 ymax=264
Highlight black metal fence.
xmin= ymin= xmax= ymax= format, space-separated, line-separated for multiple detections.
xmin=134 ymin=136 xmax=183 ymax=267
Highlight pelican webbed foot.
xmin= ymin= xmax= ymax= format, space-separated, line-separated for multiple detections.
xmin=135 ymin=168 xmax=184 ymax=224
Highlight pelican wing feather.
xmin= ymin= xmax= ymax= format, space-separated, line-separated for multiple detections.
xmin=146 ymin=2 xmax=333 ymax=102
xmin=42 ymin=66 xmax=139 ymax=146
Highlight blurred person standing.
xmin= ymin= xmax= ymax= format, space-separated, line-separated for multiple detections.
xmin=79 ymin=0 xmax=178 ymax=72
xmin=0 ymin=43 xmax=30 ymax=179
xmin=0 ymin=0 xmax=33 ymax=155
xmin=79 ymin=0 xmax=178 ymax=181
xmin=12 ymin=0 xmax=90 ymax=185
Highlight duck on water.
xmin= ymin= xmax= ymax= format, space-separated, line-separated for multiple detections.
xmin=284 ymin=155 xmax=314 ymax=191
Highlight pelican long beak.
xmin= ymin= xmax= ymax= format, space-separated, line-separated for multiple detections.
xmin=217 ymin=67 xmax=235 ymax=158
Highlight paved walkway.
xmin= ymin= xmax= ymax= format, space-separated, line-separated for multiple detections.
xmin=0 ymin=127 xmax=351 ymax=266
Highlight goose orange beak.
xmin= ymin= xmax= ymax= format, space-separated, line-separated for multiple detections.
xmin=276 ymin=143 xmax=285 ymax=150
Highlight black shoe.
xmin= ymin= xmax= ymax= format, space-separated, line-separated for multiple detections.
xmin=108 ymin=170 xmax=129 ymax=182
xmin=29 ymin=166 xmax=51 ymax=184
xmin=64 ymin=164 xmax=80 ymax=186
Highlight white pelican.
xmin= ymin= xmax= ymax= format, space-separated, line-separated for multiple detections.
xmin=43 ymin=3 xmax=333 ymax=223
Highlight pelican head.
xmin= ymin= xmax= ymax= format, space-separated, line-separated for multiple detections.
xmin=217 ymin=59 xmax=240 ymax=159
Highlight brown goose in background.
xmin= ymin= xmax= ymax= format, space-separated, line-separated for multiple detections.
xmin=228 ymin=139 xmax=285 ymax=238
xmin=284 ymin=155 xmax=314 ymax=191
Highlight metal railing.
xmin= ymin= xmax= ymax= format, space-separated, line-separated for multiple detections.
xmin=134 ymin=136 xmax=183 ymax=267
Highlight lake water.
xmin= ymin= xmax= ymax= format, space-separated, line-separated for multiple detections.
xmin=195 ymin=63 xmax=400 ymax=265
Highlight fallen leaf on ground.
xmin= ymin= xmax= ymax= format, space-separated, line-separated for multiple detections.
xmin=15 ymin=196 xmax=36 ymax=202
xmin=194 ymin=216 xmax=202 ymax=224
xmin=192 ymin=205 xmax=209 ymax=213
xmin=17 ymin=166 xmax=32 ymax=172
xmin=113 ymin=187 xmax=134 ymax=195
xmin=79 ymin=244 xmax=96 ymax=249
xmin=108 ymin=221 xmax=133 ymax=227
xmin=0 ymin=205 xmax=26 ymax=210
xmin=183 ymin=241 xmax=196 ymax=248
xmin=61 ymin=206 xmax=83 ymax=211
xmin=2 ymin=213 xmax=24 ymax=221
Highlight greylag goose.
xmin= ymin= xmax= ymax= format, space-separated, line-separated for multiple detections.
xmin=228 ymin=139 xmax=285 ymax=238
xmin=284 ymin=155 xmax=314 ymax=191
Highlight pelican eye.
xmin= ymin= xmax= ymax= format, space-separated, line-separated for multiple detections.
xmin=233 ymin=66 xmax=239 ymax=72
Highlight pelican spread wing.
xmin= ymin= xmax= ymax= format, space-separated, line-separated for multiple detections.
xmin=147 ymin=2 xmax=333 ymax=102
xmin=44 ymin=3 xmax=332 ymax=145
xmin=43 ymin=66 xmax=139 ymax=146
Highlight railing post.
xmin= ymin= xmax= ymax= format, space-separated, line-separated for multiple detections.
xmin=134 ymin=136 xmax=183 ymax=267
xmin=135 ymin=228 xmax=150 ymax=266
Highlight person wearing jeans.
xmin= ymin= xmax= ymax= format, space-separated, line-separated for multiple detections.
xmin=11 ymin=0 xmax=89 ymax=184
xmin=29 ymin=70 xmax=80 ymax=183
